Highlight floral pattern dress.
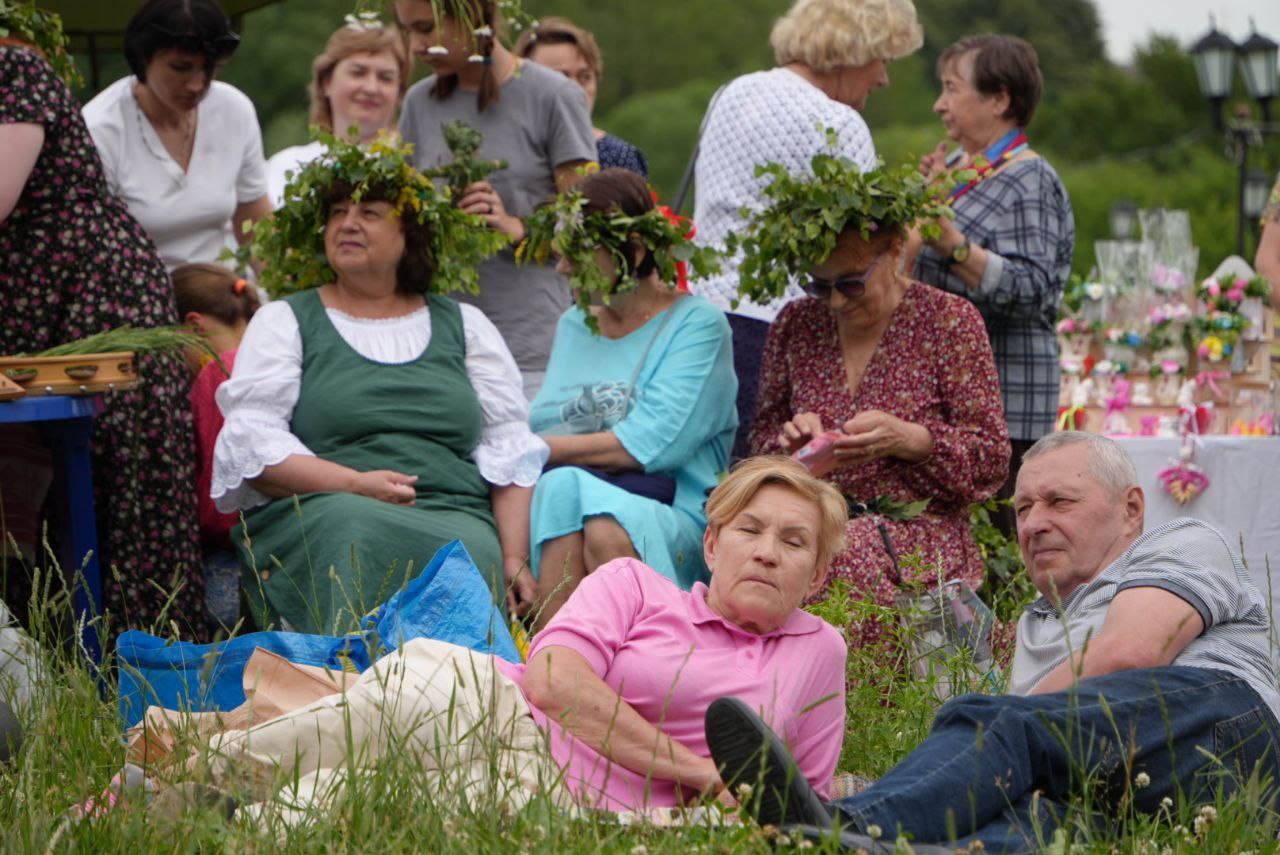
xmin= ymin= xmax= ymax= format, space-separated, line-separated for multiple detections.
xmin=0 ymin=45 xmax=204 ymax=636
xmin=750 ymin=283 xmax=1011 ymax=647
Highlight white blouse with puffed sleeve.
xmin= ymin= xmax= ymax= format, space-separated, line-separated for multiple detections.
xmin=211 ymin=299 xmax=549 ymax=513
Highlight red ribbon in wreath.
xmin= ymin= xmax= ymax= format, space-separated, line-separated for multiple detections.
xmin=653 ymin=192 xmax=695 ymax=292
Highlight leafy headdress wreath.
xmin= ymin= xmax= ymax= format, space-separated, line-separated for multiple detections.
xmin=248 ymin=131 xmax=508 ymax=299
xmin=728 ymin=134 xmax=969 ymax=306
xmin=517 ymin=183 xmax=721 ymax=330
xmin=0 ymin=0 xmax=81 ymax=85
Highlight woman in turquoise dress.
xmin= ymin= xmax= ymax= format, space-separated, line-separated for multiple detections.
xmin=525 ymin=169 xmax=737 ymax=627
xmin=210 ymin=136 xmax=540 ymax=634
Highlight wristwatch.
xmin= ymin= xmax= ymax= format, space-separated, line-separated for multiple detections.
xmin=946 ymin=241 xmax=971 ymax=266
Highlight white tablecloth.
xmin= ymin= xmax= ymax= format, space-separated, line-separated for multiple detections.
xmin=1115 ymin=437 xmax=1280 ymax=611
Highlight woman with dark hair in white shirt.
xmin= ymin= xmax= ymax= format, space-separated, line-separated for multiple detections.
xmin=82 ymin=0 xmax=271 ymax=270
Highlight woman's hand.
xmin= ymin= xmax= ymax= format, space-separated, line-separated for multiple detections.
xmin=459 ymin=180 xmax=524 ymax=240
xmin=776 ymin=412 xmax=826 ymax=455
xmin=922 ymin=216 xmax=964 ymax=255
xmin=919 ymin=140 xmax=953 ymax=182
xmin=504 ymin=557 xmax=537 ymax=617
xmin=350 ymin=470 xmax=418 ymax=505
xmin=833 ymin=410 xmax=934 ymax=465
xmin=674 ymin=756 xmax=727 ymax=805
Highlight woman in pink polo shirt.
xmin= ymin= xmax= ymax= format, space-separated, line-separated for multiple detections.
xmin=192 ymin=456 xmax=849 ymax=816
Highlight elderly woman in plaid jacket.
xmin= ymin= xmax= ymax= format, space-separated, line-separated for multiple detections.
xmin=912 ymin=34 xmax=1075 ymax=534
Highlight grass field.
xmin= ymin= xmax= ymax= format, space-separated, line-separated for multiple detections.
xmin=3 ymin=549 xmax=1280 ymax=853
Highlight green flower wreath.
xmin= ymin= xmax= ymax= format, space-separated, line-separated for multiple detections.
xmin=728 ymin=133 xmax=968 ymax=306
xmin=248 ymin=131 xmax=509 ymax=299
xmin=517 ymin=188 xmax=721 ymax=328
xmin=0 ymin=0 xmax=81 ymax=85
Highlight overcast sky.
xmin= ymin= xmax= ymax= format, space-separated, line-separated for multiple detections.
xmin=1097 ymin=0 xmax=1280 ymax=64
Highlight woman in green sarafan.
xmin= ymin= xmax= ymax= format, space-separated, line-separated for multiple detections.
xmin=210 ymin=134 xmax=538 ymax=634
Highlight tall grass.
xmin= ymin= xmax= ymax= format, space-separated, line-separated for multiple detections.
xmin=4 ymin=540 xmax=1280 ymax=852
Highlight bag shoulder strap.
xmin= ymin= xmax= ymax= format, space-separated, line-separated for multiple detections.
xmin=621 ymin=294 xmax=687 ymax=418
xmin=671 ymin=84 xmax=728 ymax=216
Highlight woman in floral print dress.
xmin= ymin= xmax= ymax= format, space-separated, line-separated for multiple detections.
xmin=0 ymin=36 xmax=204 ymax=637
xmin=749 ymin=223 xmax=1010 ymax=648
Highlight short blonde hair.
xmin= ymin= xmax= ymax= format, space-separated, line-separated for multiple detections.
xmin=770 ymin=0 xmax=923 ymax=71
xmin=309 ymin=25 xmax=411 ymax=132
xmin=705 ymin=456 xmax=848 ymax=569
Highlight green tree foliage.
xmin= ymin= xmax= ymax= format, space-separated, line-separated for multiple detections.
xmin=522 ymin=0 xmax=785 ymax=114
xmin=66 ymin=0 xmax=1279 ymax=271
xmin=217 ymin=0 xmax=356 ymax=155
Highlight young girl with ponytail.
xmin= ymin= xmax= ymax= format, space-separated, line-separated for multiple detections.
xmin=172 ymin=262 xmax=260 ymax=629
xmin=394 ymin=0 xmax=596 ymax=398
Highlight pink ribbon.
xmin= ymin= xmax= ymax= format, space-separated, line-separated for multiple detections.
xmin=1195 ymin=369 xmax=1230 ymax=401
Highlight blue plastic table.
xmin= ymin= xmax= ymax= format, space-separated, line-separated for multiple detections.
xmin=0 ymin=394 xmax=104 ymax=663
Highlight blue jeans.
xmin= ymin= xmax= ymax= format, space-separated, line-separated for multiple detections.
xmin=834 ymin=667 xmax=1280 ymax=852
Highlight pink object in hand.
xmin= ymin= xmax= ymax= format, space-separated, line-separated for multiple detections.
xmin=792 ymin=430 xmax=845 ymax=477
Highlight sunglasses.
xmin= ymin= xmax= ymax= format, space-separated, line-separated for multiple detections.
xmin=802 ymin=253 xmax=885 ymax=301
xmin=149 ymin=25 xmax=241 ymax=63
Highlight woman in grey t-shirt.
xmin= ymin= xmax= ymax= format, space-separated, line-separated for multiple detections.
xmin=395 ymin=0 xmax=597 ymax=398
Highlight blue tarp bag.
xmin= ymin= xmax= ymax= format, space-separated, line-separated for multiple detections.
xmin=117 ymin=540 xmax=519 ymax=727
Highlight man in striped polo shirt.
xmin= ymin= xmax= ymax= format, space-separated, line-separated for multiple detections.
xmin=706 ymin=431 xmax=1280 ymax=852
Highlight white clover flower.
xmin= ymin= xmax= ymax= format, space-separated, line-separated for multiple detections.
xmin=866 ymin=824 xmax=882 ymax=839
xmin=427 ymin=45 xmax=449 ymax=55
xmin=630 ymin=846 xmax=648 ymax=855
xmin=1134 ymin=771 xmax=1150 ymax=789
xmin=473 ymin=25 xmax=494 ymax=37
xmin=553 ymin=209 xmax=584 ymax=240
xmin=1199 ymin=805 xmax=1218 ymax=821
xmin=343 ymin=11 xmax=382 ymax=31
xmin=1160 ymin=796 xmax=1173 ymax=810
xmin=735 ymin=782 xmax=753 ymax=799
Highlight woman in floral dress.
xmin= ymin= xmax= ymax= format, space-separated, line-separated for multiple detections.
xmin=748 ymin=213 xmax=1010 ymax=648
xmin=0 ymin=21 xmax=204 ymax=637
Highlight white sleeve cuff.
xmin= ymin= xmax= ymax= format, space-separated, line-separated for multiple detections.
xmin=473 ymin=421 xmax=549 ymax=488
xmin=210 ymin=411 xmax=314 ymax=513
xmin=978 ymin=249 xmax=1006 ymax=295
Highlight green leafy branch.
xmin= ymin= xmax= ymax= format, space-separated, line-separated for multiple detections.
xmin=0 ymin=0 xmax=81 ymax=85
xmin=726 ymin=133 xmax=971 ymax=306
xmin=422 ymin=120 xmax=508 ymax=198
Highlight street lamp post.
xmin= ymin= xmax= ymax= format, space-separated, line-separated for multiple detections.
xmin=1192 ymin=18 xmax=1280 ymax=257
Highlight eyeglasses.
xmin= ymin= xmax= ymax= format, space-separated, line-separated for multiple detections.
xmin=802 ymin=253 xmax=885 ymax=301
